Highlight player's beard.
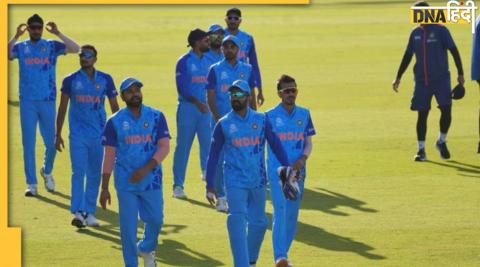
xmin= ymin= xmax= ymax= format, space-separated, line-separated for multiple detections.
xmin=231 ymin=99 xmax=247 ymax=111
xmin=126 ymin=96 xmax=142 ymax=108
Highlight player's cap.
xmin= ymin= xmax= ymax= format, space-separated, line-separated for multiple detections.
xmin=451 ymin=84 xmax=465 ymax=100
xmin=27 ymin=14 xmax=43 ymax=25
xmin=208 ymin=24 xmax=224 ymax=34
xmin=228 ymin=79 xmax=250 ymax=95
xmin=222 ymin=35 xmax=240 ymax=48
xmin=120 ymin=77 xmax=143 ymax=93
xmin=188 ymin=28 xmax=208 ymax=47
xmin=226 ymin=7 xmax=241 ymax=17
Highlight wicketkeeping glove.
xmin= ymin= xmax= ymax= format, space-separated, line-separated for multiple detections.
xmin=277 ymin=166 xmax=301 ymax=200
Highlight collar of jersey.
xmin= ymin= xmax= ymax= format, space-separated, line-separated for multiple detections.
xmin=125 ymin=104 xmax=145 ymax=121
xmin=232 ymin=107 xmax=251 ymax=122
xmin=79 ymin=68 xmax=98 ymax=81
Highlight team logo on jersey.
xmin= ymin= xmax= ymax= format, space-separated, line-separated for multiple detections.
xmin=41 ymin=46 xmax=47 ymax=53
xmin=297 ymin=119 xmax=303 ymax=126
xmin=123 ymin=121 xmax=130 ymax=130
xmin=239 ymin=72 xmax=245 ymax=79
xmin=240 ymin=41 xmax=245 ymax=47
xmin=75 ymin=81 xmax=83 ymax=91
xmin=221 ymin=71 xmax=228 ymax=80
xmin=191 ymin=64 xmax=198 ymax=72
xmin=95 ymin=83 xmax=101 ymax=90
xmin=24 ymin=46 xmax=31 ymax=54
xmin=252 ymin=123 xmax=258 ymax=130
xmin=229 ymin=123 xmax=238 ymax=133
xmin=143 ymin=122 xmax=149 ymax=128
xmin=276 ymin=117 xmax=284 ymax=127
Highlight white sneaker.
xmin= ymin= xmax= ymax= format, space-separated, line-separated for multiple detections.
xmin=71 ymin=212 xmax=86 ymax=229
xmin=172 ymin=186 xmax=187 ymax=199
xmin=200 ymin=171 xmax=206 ymax=181
xmin=138 ymin=250 xmax=157 ymax=267
xmin=275 ymin=258 xmax=290 ymax=267
xmin=215 ymin=197 xmax=228 ymax=213
xmin=40 ymin=168 xmax=55 ymax=192
xmin=84 ymin=213 xmax=100 ymax=227
xmin=24 ymin=184 xmax=38 ymax=197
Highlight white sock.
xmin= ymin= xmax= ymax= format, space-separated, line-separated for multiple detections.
xmin=418 ymin=141 xmax=425 ymax=150
xmin=438 ymin=133 xmax=447 ymax=143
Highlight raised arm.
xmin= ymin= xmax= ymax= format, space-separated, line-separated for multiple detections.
xmin=46 ymin=21 xmax=80 ymax=53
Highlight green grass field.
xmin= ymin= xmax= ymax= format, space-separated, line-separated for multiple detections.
xmin=8 ymin=1 xmax=480 ymax=266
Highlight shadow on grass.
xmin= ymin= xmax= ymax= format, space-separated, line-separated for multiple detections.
xmin=36 ymin=191 xmax=223 ymax=267
xmin=301 ymin=188 xmax=378 ymax=216
xmin=425 ymin=160 xmax=480 ymax=178
xmin=8 ymin=100 xmax=19 ymax=107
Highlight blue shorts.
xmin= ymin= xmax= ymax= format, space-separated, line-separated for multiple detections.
xmin=411 ymin=77 xmax=452 ymax=111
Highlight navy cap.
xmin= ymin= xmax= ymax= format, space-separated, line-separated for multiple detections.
xmin=188 ymin=28 xmax=208 ymax=47
xmin=451 ymin=84 xmax=465 ymax=100
xmin=120 ymin=77 xmax=143 ymax=93
xmin=228 ymin=80 xmax=250 ymax=95
xmin=208 ymin=24 xmax=224 ymax=34
xmin=222 ymin=35 xmax=240 ymax=48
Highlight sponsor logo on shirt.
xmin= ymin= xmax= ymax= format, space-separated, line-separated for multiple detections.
xmin=24 ymin=57 xmax=50 ymax=65
xmin=229 ymin=124 xmax=238 ymax=133
xmin=144 ymin=122 xmax=149 ymax=128
xmin=232 ymin=136 xmax=260 ymax=147
xmin=192 ymin=76 xmax=208 ymax=83
xmin=191 ymin=64 xmax=198 ymax=72
xmin=275 ymin=117 xmax=284 ymax=127
xmin=221 ymin=71 xmax=228 ymax=80
xmin=125 ymin=134 xmax=152 ymax=144
xmin=123 ymin=121 xmax=130 ymax=130
xmin=278 ymin=132 xmax=305 ymax=141
xmin=75 ymin=95 xmax=101 ymax=103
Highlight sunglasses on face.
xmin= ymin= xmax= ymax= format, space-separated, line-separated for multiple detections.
xmin=280 ymin=88 xmax=297 ymax=94
xmin=230 ymin=91 xmax=247 ymax=98
xmin=227 ymin=16 xmax=241 ymax=21
xmin=79 ymin=51 xmax=95 ymax=59
xmin=28 ymin=25 xmax=43 ymax=30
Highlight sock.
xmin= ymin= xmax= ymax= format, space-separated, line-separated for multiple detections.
xmin=438 ymin=133 xmax=447 ymax=143
xmin=418 ymin=141 xmax=425 ymax=150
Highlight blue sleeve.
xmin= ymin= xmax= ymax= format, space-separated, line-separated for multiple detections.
xmin=248 ymin=37 xmax=262 ymax=89
xmin=305 ymin=112 xmax=316 ymax=136
xmin=206 ymin=66 xmax=216 ymax=90
xmin=248 ymin=67 xmax=255 ymax=92
xmin=176 ymin=56 xmax=192 ymax=99
xmin=406 ymin=31 xmax=414 ymax=55
xmin=156 ymin=113 xmax=171 ymax=140
xmin=102 ymin=119 xmax=117 ymax=147
xmin=10 ymin=43 xmax=19 ymax=60
xmin=205 ymin=122 xmax=225 ymax=189
xmin=60 ymin=75 xmax=72 ymax=95
xmin=265 ymin=117 xmax=289 ymax=166
xmin=105 ymin=75 xmax=118 ymax=98
xmin=442 ymin=27 xmax=456 ymax=50
xmin=471 ymin=22 xmax=480 ymax=80
xmin=52 ymin=40 xmax=66 ymax=57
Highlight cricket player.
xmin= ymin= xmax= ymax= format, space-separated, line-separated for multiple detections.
xmin=8 ymin=14 xmax=80 ymax=196
xmin=471 ymin=16 xmax=480 ymax=153
xmin=206 ymin=35 xmax=257 ymax=212
xmin=224 ymin=7 xmax=264 ymax=106
xmin=204 ymin=24 xmax=225 ymax=65
xmin=266 ymin=75 xmax=316 ymax=267
xmin=205 ymin=80 xmax=290 ymax=267
xmin=55 ymin=45 xmax=119 ymax=228
xmin=100 ymin=78 xmax=170 ymax=267
xmin=172 ymin=29 xmax=211 ymax=198
xmin=392 ymin=1 xmax=464 ymax=161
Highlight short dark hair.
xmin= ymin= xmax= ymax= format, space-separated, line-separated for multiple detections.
xmin=277 ymin=74 xmax=296 ymax=91
xmin=413 ymin=1 xmax=429 ymax=7
xmin=27 ymin=14 xmax=43 ymax=25
xmin=226 ymin=7 xmax=241 ymax=17
xmin=81 ymin=44 xmax=97 ymax=57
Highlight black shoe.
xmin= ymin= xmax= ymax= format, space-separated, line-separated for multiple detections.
xmin=436 ymin=141 xmax=451 ymax=159
xmin=414 ymin=149 xmax=426 ymax=161
xmin=71 ymin=213 xmax=86 ymax=229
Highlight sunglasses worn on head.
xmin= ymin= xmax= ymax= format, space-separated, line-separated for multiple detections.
xmin=280 ymin=88 xmax=297 ymax=94
xmin=227 ymin=16 xmax=241 ymax=21
xmin=79 ymin=51 xmax=95 ymax=59
xmin=230 ymin=91 xmax=247 ymax=98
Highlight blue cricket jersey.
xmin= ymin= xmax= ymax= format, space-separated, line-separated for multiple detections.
xmin=471 ymin=17 xmax=480 ymax=80
xmin=175 ymin=50 xmax=210 ymax=103
xmin=204 ymin=49 xmax=224 ymax=67
xmin=61 ymin=69 xmax=117 ymax=138
xmin=224 ymin=29 xmax=262 ymax=89
xmin=206 ymin=108 xmax=289 ymax=189
xmin=266 ymin=104 xmax=316 ymax=178
xmin=102 ymin=105 xmax=171 ymax=192
xmin=406 ymin=24 xmax=456 ymax=85
xmin=10 ymin=39 xmax=66 ymax=101
xmin=206 ymin=59 xmax=255 ymax=117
